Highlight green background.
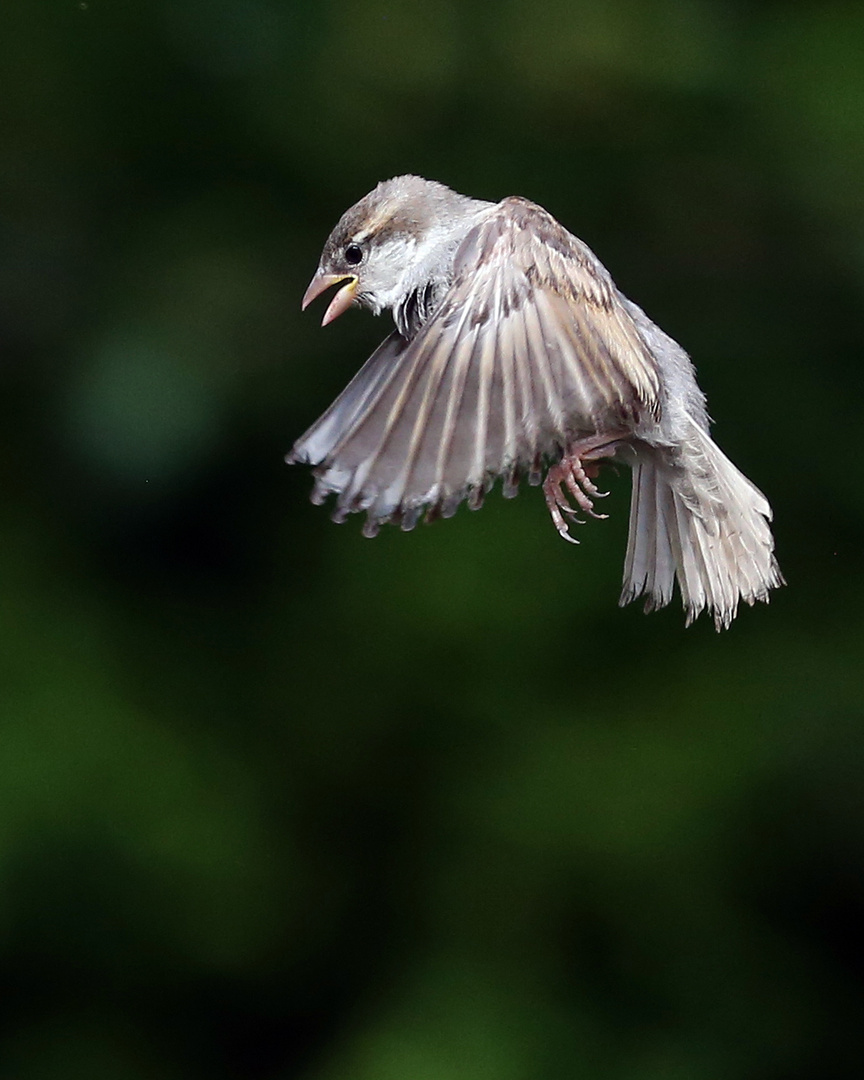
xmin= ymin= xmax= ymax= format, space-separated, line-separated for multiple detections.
xmin=2 ymin=1 xmax=863 ymax=1077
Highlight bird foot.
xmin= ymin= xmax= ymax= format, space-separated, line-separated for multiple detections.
xmin=542 ymin=436 xmax=627 ymax=543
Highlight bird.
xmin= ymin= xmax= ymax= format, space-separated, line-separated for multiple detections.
xmin=288 ymin=175 xmax=783 ymax=629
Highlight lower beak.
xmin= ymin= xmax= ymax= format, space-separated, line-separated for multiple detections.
xmin=301 ymin=272 xmax=359 ymax=326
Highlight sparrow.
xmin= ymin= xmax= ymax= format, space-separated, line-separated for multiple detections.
xmin=289 ymin=175 xmax=783 ymax=629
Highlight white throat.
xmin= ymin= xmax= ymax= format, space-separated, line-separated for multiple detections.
xmin=368 ymin=204 xmax=494 ymax=317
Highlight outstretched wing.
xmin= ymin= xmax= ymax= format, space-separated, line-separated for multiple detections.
xmin=288 ymin=197 xmax=662 ymax=534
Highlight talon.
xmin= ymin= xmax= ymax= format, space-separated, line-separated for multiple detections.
xmin=552 ymin=510 xmax=581 ymax=544
xmin=567 ymin=460 xmax=611 ymax=519
xmin=542 ymin=438 xmax=624 ymax=540
xmin=543 ymin=476 xmax=581 ymax=543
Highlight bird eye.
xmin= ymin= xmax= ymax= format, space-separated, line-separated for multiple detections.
xmin=344 ymin=243 xmax=363 ymax=266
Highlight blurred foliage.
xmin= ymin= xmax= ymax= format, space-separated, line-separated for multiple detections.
xmin=2 ymin=1 xmax=864 ymax=1077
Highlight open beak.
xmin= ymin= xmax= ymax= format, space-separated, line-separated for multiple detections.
xmin=301 ymin=272 xmax=359 ymax=326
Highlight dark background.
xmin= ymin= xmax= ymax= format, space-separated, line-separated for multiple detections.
xmin=2 ymin=2 xmax=864 ymax=1077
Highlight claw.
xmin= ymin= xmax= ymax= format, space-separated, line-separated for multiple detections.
xmin=543 ymin=449 xmax=615 ymax=542
xmin=546 ymin=495 xmax=581 ymax=543
xmin=562 ymin=467 xmax=608 ymax=520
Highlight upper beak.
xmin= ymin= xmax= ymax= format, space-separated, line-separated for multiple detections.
xmin=301 ymin=271 xmax=359 ymax=326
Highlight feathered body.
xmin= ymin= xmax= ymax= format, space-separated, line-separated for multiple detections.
xmin=290 ymin=176 xmax=782 ymax=629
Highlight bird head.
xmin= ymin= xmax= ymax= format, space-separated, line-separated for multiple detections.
xmin=301 ymin=175 xmax=486 ymax=325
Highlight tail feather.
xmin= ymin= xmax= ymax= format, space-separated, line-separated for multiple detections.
xmin=620 ymin=422 xmax=783 ymax=629
xmin=623 ymin=456 xmax=675 ymax=613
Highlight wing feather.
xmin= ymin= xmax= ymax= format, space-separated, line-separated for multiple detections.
xmin=507 ymin=302 xmax=540 ymax=456
xmin=497 ymin=310 xmax=521 ymax=494
xmin=469 ymin=324 xmax=495 ymax=499
xmin=522 ymin=292 xmax=565 ymax=436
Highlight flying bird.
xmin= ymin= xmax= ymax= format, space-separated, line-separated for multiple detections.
xmin=288 ymin=175 xmax=782 ymax=628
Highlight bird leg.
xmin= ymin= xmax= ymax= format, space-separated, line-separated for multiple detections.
xmin=543 ymin=434 xmax=628 ymax=544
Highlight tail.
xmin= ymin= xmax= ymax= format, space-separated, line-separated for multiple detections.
xmin=620 ymin=421 xmax=783 ymax=630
